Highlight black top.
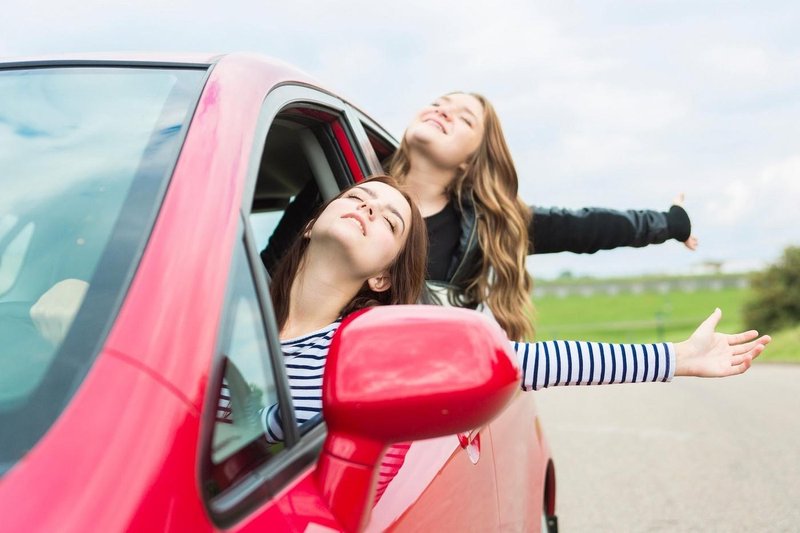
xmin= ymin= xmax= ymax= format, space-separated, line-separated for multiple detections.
xmin=425 ymin=202 xmax=460 ymax=281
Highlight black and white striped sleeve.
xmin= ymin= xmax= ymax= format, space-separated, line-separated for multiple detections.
xmin=260 ymin=350 xmax=325 ymax=444
xmin=260 ymin=324 xmax=336 ymax=444
xmin=514 ymin=340 xmax=675 ymax=391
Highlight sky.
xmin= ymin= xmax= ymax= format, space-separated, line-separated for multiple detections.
xmin=3 ymin=0 xmax=799 ymax=279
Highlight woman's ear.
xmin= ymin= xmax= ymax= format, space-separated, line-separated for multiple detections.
xmin=302 ymin=220 xmax=314 ymax=239
xmin=367 ymin=271 xmax=392 ymax=293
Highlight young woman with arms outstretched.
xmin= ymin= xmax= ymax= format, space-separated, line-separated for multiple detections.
xmin=259 ymin=176 xmax=768 ymax=443
xmin=32 ymin=178 xmax=766 ymax=437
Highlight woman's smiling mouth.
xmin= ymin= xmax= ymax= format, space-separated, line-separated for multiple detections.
xmin=341 ymin=213 xmax=367 ymax=235
xmin=424 ymin=118 xmax=446 ymax=134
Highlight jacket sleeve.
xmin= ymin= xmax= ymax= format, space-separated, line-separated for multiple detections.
xmin=529 ymin=205 xmax=691 ymax=255
xmin=512 ymin=340 xmax=676 ymax=391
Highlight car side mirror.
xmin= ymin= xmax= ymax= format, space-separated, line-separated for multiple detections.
xmin=316 ymin=305 xmax=520 ymax=532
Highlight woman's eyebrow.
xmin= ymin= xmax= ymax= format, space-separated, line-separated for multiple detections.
xmin=354 ymin=186 xmax=407 ymax=232
xmin=463 ymin=107 xmax=479 ymax=121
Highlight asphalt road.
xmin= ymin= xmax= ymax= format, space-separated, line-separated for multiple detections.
xmin=534 ymin=364 xmax=800 ymax=532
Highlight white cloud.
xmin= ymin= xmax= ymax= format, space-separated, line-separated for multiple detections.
xmin=702 ymin=45 xmax=771 ymax=78
xmin=760 ymin=155 xmax=800 ymax=190
xmin=706 ymin=179 xmax=751 ymax=225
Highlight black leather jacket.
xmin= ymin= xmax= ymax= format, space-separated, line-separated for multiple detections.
xmin=426 ymin=194 xmax=691 ymax=306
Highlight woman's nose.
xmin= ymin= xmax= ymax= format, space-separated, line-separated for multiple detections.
xmin=358 ymin=202 xmax=375 ymax=218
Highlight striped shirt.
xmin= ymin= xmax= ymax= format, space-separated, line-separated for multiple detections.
xmin=263 ymin=321 xmax=676 ymax=442
xmin=263 ymin=321 xmax=341 ymax=443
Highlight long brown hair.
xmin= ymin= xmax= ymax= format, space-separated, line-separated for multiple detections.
xmin=389 ymin=93 xmax=535 ymax=340
xmin=270 ymin=175 xmax=428 ymax=330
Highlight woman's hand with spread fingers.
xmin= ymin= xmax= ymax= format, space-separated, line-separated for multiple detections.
xmin=675 ymin=308 xmax=771 ymax=377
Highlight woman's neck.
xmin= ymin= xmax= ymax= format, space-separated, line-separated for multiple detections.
xmin=402 ymin=158 xmax=456 ymax=217
xmin=281 ymin=250 xmax=362 ymax=340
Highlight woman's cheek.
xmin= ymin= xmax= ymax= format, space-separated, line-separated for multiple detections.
xmin=380 ymin=234 xmax=401 ymax=263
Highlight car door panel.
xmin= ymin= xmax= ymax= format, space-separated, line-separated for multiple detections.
xmin=367 ymin=434 xmax=500 ymax=531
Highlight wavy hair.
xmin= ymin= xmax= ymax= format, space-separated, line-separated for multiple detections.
xmin=388 ymin=93 xmax=535 ymax=340
xmin=270 ymin=175 xmax=428 ymax=330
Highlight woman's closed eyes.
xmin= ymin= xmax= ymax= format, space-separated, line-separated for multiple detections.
xmin=346 ymin=193 xmax=398 ymax=233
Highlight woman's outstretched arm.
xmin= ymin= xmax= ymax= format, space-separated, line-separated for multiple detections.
xmin=529 ymin=203 xmax=693 ymax=255
xmin=515 ymin=308 xmax=770 ymax=391
xmin=514 ymin=338 xmax=675 ymax=391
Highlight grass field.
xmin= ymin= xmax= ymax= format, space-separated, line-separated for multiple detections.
xmin=760 ymin=325 xmax=800 ymax=363
xmin=532 ymin=286 xmax=799 ymax=363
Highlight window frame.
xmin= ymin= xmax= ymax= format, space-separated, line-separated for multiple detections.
xmin=346 ymin=106 xmax=400 ymax=175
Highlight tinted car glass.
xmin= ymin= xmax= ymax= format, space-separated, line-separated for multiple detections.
xmin=0 ymin=66 xmax=206 ymax=472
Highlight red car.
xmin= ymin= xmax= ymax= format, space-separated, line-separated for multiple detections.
xmin=0 ymin=53 xmax=557 ymax=532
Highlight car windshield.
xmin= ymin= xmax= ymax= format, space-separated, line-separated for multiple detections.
xmin=0 ymin=65 xmax=207 ymax=472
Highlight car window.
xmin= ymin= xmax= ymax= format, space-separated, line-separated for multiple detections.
xmin=206 ymin=242 xmax=281 ymax=495
xmin=361 ymin=122 xmax=397 ymax=168
xmin=0 ymin=215 xmax=34 ymax=295
xmin=252 ymin=105 xmax=357 ymax=275
xmin=0 ymin=66 xmax=206 ymax=472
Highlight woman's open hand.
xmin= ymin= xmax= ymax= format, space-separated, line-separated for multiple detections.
xmin=675 ymin=308 xmax=771 ymax=377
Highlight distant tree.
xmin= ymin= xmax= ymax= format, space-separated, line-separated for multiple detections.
xmin=743 ymin=246 xmax=800 ymax=332
xmin=558 ymin=270 xmax=574 ymax=280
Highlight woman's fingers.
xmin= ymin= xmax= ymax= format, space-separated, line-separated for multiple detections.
xmin=731 ymin=335 xmax=772 ymax=355
xmin=729 ymin=342 xmax=767 ymax=372
xmin=726 ymin=329 xmax=759 ymax=346
xmin=698 ymin=308 xmax=723 ymax=333
xmin=731 ymin=357 xmax=753 ymax=375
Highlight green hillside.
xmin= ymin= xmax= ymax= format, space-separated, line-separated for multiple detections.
xmin=534 ymin=287 xmax=747 ymax=343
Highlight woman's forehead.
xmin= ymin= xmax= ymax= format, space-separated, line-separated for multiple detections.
xmin=440 ymin=93 xmax=484 ymax=115
xmin=359 ymin=181 xmax=407 ymax=205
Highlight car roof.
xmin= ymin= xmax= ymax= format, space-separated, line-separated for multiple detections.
xmin=0 ymin=52 xmax=217 ymax=67
xmin=0 ymin=52 xmax=312 ymax=76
